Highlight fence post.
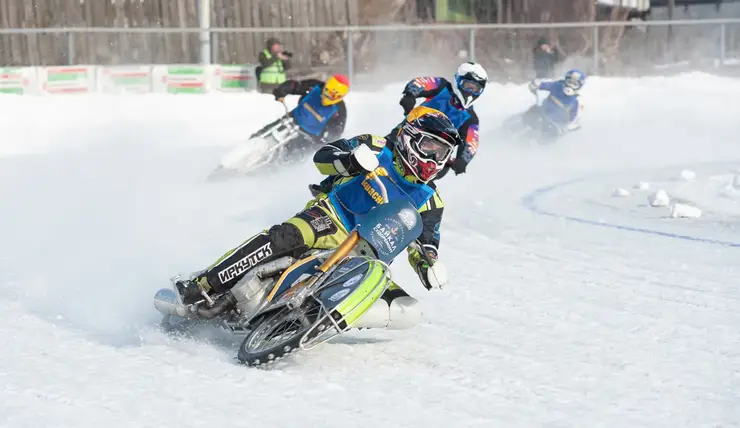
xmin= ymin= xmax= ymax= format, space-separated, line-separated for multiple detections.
xmin=469 ymin=28 xmax=476 ymax=62
xmin=67 ymin=32 xmax=75 ymax=65
xmin=347 ymin=29 xmax=354 ymax=86
xmin=198 ymin=0 xmax=212 ymax=65
xmin=720 ymin=23 xmax=726 ymax=67
xmin=592 ymin=25 xmax=599 ymax=75
xmin=211 ymin=32 xmax=219 ymax=64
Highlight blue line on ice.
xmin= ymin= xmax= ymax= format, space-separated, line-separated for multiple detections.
xmin=521 ymin=177 xmax=740 ymax=248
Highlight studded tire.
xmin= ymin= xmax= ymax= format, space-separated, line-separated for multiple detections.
xmin=237 ymin=300 xmax=326 ymax=367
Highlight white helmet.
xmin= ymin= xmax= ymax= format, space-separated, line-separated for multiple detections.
xmin=452 ymin=62 xmax=488 ymax=109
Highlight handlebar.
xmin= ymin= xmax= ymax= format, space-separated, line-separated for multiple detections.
xmin=277 ymin=98 xmax=289 ymax=114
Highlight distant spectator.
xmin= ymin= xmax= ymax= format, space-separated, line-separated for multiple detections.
xmin=533 ymin=37 xmax=563 ymax=79
xmin=256 ymin=38 xmax=292 ymax=93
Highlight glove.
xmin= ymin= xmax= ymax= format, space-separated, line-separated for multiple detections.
xmin=272 ymin=87 xmax=287 ymax=101
xmin=410 ymin=244 xmax=448 ymax=290
xmin=528 ymin=80 xmax=540 ymax=93
xmin=451 ymin=157 xmax=468 ymax=175
xmin=399 ymin=94 xmax=416 ymax=115
xmin=451 ymin=150 xmax=472 ymax=175
xmin=415 ymin=256 xmax=448 ymax=290
xmin=335 ymin=143 xmax=379 ymax=177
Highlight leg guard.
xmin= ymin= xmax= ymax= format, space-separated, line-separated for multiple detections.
xmin=352 ymin=295 xmax=422 ymax=330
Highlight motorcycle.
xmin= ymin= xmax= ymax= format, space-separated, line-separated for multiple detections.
xmin=502 ymin=87 xmax=581 ymax=145
xmin=153 ymin=166 xmax=426 ymax=366
xmin=208 ymin=100 xmax=316 ymax=180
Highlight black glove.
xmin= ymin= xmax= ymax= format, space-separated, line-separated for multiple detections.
xmin=399 ymin=94 xmax=416 ymax=115
xmin=272 ymin=87 xmax=287 ymax=100
xmin=451 ymin=156 xmax=468 ymax=175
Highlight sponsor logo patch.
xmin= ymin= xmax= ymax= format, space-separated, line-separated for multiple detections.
xmin=398 ymin=208 xmax=418 ymax=230
xmin=329 ymin=288 xmax=351 ymax=302
xmin=310 ymin=216 xmax=333 ymax=232
xmin=217 ymin=243 xmax=272 ymax=284
xmin=297 ymin=206 xmax=337 ymax=237
xmin=343 ymin=273 xmax=363 ymax=288
xmin=369 ymin=217 xmax=406 ymax=257
xmin=361 ymin=167 xmax=389 ymax=204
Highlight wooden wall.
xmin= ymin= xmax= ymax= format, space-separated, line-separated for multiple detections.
xmin=0 ymin=0 xmax=358 ymax=66
xmin=0 ymin=0 xmax=735 ymax=79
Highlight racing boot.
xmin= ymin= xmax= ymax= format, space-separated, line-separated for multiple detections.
xmin=174 ymin=276 xmax=210 ymax=305
xmin=174 ymin=276 xmax=238 ymax=319
xmin=352 ymin=284 xmax=422 ymax=330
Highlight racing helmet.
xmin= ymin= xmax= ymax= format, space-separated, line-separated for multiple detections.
xmin=563 ymin=69 xmax=586 ymax=96
xmin=395 ymin=106 xmax=461 ymax=183
xmin=453 ymin=62 xmax=488 ymax=109
xmin=322 ymin=74 xmax=350 ymax=106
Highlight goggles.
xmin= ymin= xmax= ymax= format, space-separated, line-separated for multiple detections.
xmin=401 ymin=124 xmax=454 ymax=164
xmin=459 ymin=77 xmax=485 ymax=96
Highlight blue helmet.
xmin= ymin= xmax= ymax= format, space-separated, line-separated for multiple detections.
xmin=563 ymin=69 xmax=586 ymax=96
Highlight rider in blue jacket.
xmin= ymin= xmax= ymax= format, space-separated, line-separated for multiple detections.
xmin=309 ymin=62 xmax=487 ymax=197
xmin=394 ymin=61 xmax=488 ymax=177
xmin=525 ymin=69 xmax=586 ymax=132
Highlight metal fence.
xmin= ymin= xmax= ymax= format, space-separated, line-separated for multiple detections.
xmin=2 ymin=19 xmax=740 ymax=83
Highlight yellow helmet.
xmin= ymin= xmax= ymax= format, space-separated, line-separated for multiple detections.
xmin=322 ymin=74 xmax=350 ymax=106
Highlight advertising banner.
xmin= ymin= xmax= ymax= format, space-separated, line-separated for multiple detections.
xmin=39 ymin=66 xmax=95 ymax=94
xmin=12 ymin=64 xmax=264 ymax=95
xmin=211 ymin=65 xmax=258 ymax=92
xmin=0 ymin=67 xmax=36 ymax=95
xmin=153 ymin=65 xmax=208 ymax=94
xmin=97 ymin=66 xmax=152 ymax=93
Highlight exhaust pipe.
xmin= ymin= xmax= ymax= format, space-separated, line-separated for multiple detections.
xmin=153 ymin=288 xmax=237 ymax=320
xmin=153 ymin=288 xmax=194 ymax=318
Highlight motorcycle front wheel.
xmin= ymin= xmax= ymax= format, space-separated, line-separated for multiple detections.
xmin=237 ymin=298 xmax=328 ymax=366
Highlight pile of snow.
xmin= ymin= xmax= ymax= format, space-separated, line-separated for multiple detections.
xmin=671 ymin=202 xmax=703 ymax=218
xmin=679 ymin=169 xmax=697 ymax=181
xmin=648 ymin=189 xmax=670 ymax=207
xmin=612 ymin=187 xmax=631 ymax=197
xmin=609 ymin=171 xmax=706 ymax=218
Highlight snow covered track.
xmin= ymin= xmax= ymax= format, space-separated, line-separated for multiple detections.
xmin=1 ymin=74 xmax=739 ymax=427
xmin=522 ymin=161 xmax=740 ymax=248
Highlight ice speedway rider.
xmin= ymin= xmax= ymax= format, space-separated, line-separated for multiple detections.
xmin=523 ymin=69 xmax=586 ymax=134
xmin=308 ymin=61 xmax=488 ymax=197
xmin=252 ymin=74 xmax=350 ymax=155
xmin=175 ymin=106 xmax=462 ymax=330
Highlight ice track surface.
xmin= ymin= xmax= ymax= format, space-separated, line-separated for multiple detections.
xmin=1 ymin=74 xmax=739 ymax=427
